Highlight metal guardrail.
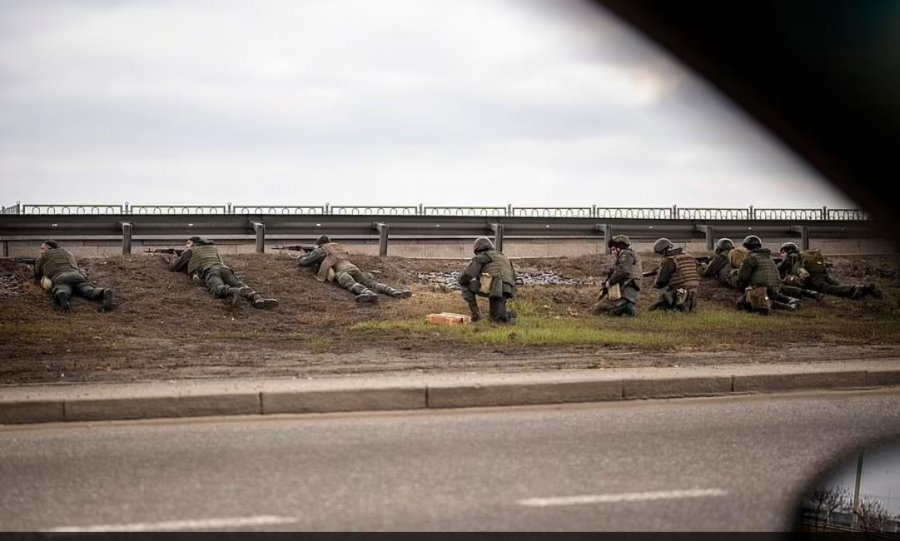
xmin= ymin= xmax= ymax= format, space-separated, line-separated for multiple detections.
xmin=1 ymin=201 xmax=872 ymax=221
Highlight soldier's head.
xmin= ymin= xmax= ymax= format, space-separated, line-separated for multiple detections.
xmin=742 ymin=235 xmax=763 ymax=250
xmin=780 ymin=241 xmax=799 ymax=255
xmin=40 ymin=239 xmax=59 ymax=254
xmin=715 ymin=238 xmax=734 ymax=253
xmin=316 ymin=234 xmax=331 ymax=246
xmin=473 ymin=237 xmax=495 ymax=253
xmin=186 ymin=236 xmax=212 ymax=248
xmin=652 ymin=237 xmax=674 ymax=256
xmin=607 ymin=235 xmax=631 ymax=253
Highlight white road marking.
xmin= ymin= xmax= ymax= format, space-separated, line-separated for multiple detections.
xmin=42 ymin=515 xmax=299 ymax=532
xmin=518 ymin=488 xmax=727 ymax=507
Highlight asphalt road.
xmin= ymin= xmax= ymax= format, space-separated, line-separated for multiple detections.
xmin=2 ymin=389 xmax=900 ymax=532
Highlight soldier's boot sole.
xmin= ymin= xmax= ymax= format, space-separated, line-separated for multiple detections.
xmin=252 ymin=298 xmax=279 ymax=309
xmin=393 ymin=290 xmax=412 ymax=299
xmin=101 ymin=290 xmax=114 ymax=311
xmin=354 ymin=293 xmax=378 ymax=303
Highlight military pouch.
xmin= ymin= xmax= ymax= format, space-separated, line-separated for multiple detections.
xmin=674 ymin=287 xmax=688 ymax=307
xmin=745 ymin=285 xmax=772 ymax=311
xmin=479 ymin=273 xmax=493 ymax=295
xmin=607 ymin=283 xmax=622 ymax=301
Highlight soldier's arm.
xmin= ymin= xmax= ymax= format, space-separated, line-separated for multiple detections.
xmin=654 ymin=259 xmax=676 ymax=289
xmin=736 ymin=258 xmax=756 ymax=288
xmin=296 ymin=247 xmax=326 ymax=268
xmin=607 ymin=252 xmax=634 ymax=285
xmin=169 ymin=250 xmax=192 ymax=272
xmin=458 ymin=255 xmax=486 ymax=285
xmin=33 ymin=255 xmax=44 ymax=283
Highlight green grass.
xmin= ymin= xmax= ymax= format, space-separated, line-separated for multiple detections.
xmin=351 ymin=305 xmax=900 ymax=350
xmin=0 ymin=322 xmax=82 ymax=341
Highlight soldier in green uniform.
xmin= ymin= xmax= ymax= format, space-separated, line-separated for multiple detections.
xmin=296 ymin=234 xmax=412 ymax=303
xmin=33 ymin=239 xmax=115 ymax=312
xmin=778 ymin=242 xmax=881 ymax=300
xmin=592 ymin=234 xmax=642 ymax=317
xmin=704 ymin=238 xmax=824 ymax=302
xmin=457 ymin=237 xmax=517 ymax=323
xmin=648 ymin=238 xmax=700 ymax=312
xmin=734 ymin=235 xmax=798 ymax=314
xmin=168 ymin=236 xmax=278 ymax=309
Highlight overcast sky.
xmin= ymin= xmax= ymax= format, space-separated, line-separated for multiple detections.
xmin=0 ymin=0 xmax=857 ymax=210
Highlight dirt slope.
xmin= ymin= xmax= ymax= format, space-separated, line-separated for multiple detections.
xmin=1 ymin=251 xmax=899 ymax=384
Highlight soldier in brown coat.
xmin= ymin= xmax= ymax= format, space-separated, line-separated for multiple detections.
xmin=296 ymin=234 xmax=411 ymax=303
xmin=168 ymin=236 xmax=278 ymax=309
xmin=648 ymin=238 xmax=700 ymax=312
xmin=33 ymin=239 xmax=115 ymax=312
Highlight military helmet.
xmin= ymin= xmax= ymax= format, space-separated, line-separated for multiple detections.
xmin=315 ymin=234 xmax=331 ymax=246
xmin=715 ymin=238 xmax=734 ymax=251
xmin=473 ymin=237 xmax=495 ymax=252
xmin=607 ymin=234 xmax=631 ymax=249
xmin=742 ymin=234 xmax=762 ymax=249
xmin=652 ymin=237 xmax=673 ymax=255
xmin=780 ymin=241 xmax=799 ymax=254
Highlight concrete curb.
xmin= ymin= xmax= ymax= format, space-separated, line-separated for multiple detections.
xmin=2 ymin=361 xmax=899 ymax=425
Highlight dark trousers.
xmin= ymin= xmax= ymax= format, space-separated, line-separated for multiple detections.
xmin=461 ymin=283 xmax=510 ymax=322
xmin=204 ymin=268 xmax=255 ymax=299
xmin=52 ymin=271 xmax=105 ymax=300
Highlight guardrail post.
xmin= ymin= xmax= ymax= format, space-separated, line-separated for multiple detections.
xmin=799 ymin=225 xmax=809 ymax=250
xmin=228 ymin=202 xmax=233 ymax=214
xmin=603 ymin=224 xmax=612 ymax=253
xmin=375 ymin=222 xmax=390 ymax=257
xmin=252 ymin=222 xmax=266 ymax=253
xmin=2 ymin=240 xmax=8 ymax=257
xmin=672 ymin=205 xmax=678 ymax=219
xmin=705 ymin=226 xmax=715 ymax=251
xmin=490 ymin=223 xmax=504 ymax=252
xmin=124 ymin=201 xmax=130 ymax=214
xmin=822 ymin=206 xmax=828 ymax=220
xmin=418 ymin=203 xmax=424 ymax=215
xmin=749 ymin=205 xmax=755 ymax=219
xmin=121 ymin=222 xmax=132 ymax=255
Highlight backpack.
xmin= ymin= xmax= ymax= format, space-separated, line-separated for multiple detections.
xmin=801 ymin=249 xmax=827 ymax=274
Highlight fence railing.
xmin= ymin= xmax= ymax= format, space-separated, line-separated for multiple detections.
xmin=0 ymin=202 xmax=871 ymax=221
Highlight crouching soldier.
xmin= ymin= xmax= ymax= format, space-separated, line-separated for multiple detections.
xmin=648 ymin=237 xmax=700 ymax=312
xmin=168 ymin=236 xmax=278 ymax=309
xmin=735 ymin=235 xmax=798 ymax=315
xmin=592 ymin=235 xmax=642 ymax=317
xmin=457 ymin=237 xmax=517 ymax=323
xmin=34 ymin=239 xmax=115 ymax=312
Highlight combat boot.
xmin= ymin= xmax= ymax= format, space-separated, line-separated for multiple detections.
xmin=392 ymin=289 xmax=412 ymax=299
xmin=354 ymin=291 xmax=378 ymax=303
xmin=251 ymin=294 xmax=279 ymax=309
xmin=54 ymin=291 xmax=71 ymax=312
xmin=773 ymin=300 xmax=796 ymax=311
xmin=101 ymin=289 xmax=115 ymax=311
xmin=865 ymin=283 xmax=883 ymax=299
xmin=227 ymin=287 xmax=243 ymax=306
xmin=469 ymin=304 xmax=483 ymax=322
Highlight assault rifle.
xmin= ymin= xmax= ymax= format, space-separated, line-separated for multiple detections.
xmin=2 ymin=257 xmax=36 ymax=266
xmin=145 ymin=248 xmax=184 ymax=256
xmin=272 ymin=245 xmax=316 ymax=253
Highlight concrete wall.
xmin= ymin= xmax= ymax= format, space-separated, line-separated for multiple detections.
xmin=3 ymin=237 xmax=896 ymax=259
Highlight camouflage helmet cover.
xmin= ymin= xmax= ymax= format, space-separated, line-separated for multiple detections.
xmin=742 ymin=234 xmax=762 ymax=249
xmin=715 ymin=237 xmax=735 ymax=251
xmin=608 ymin=234 xmax=631 ymax=248
xmin=652 ymin=237 xmax=673 ymax=255
xmin=315 ymin=234 xmax=331 ymax=246
xmin=780 ymin=241 xmax=799 ymax=253
xmin=473 ymin=237 xmax=495 ymax=252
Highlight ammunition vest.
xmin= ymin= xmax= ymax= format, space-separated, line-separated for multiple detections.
xmin=187 ymin=244 xmax=226 ymax=276
xmin=800 ymin=249 xmax=827 ymax=274
xmin=316 ymin=243 xmax=352 ymax=282
xmin=667 ymin=253 xmax=700 ymax=289
xmin=745 ymin=250 xmax=782 ymax=288
xmin=483 ymin=250 xmax=515 ymax=286
xmin=38 ymin=249 xmax=80 ymax=281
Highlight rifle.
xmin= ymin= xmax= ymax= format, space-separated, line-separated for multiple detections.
xmin=273 ymin=245 xmax=316 ymax=253
xmin=145 ymin=248 xmax=184 ymax=256
xmin=2 ymin=257 xmax=36 ymax=266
